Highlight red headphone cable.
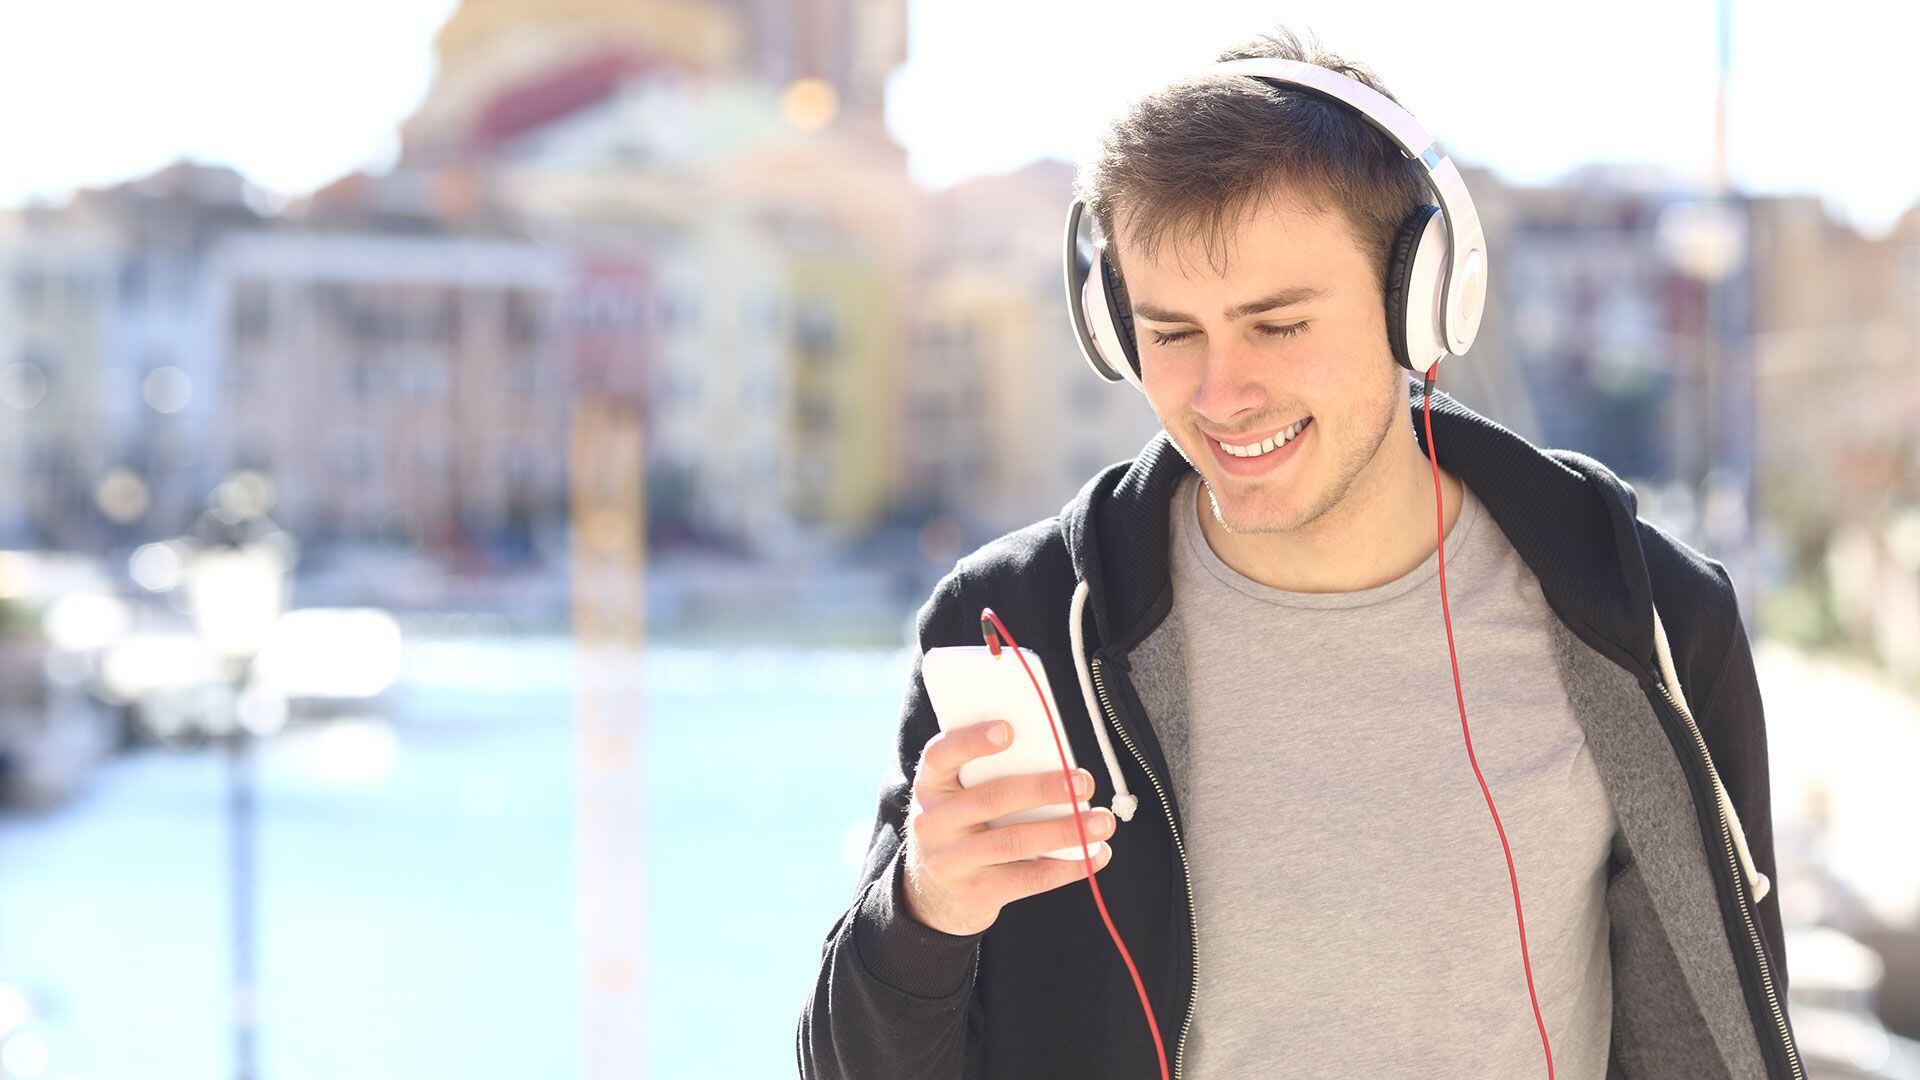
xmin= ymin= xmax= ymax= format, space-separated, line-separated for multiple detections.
xmin=1425 ymin=362 xmax=1555 ymax=1078
xmin=979 ymin=606 xmax=1170 ymax=1080
xmin=970 ymin=364 xmax=1553 ymax=1080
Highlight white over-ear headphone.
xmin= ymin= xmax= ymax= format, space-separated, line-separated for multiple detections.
xmin=1065 ymin=57 xmax=1488 ymax=388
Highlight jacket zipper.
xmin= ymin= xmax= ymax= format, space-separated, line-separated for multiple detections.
xmin=1647 ymin=674 xmax=1804 ymax=1079
xmin=1091 ymin=654 xmax=1198 ymax=1080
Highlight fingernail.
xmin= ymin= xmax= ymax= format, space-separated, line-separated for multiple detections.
xmin=988 ymin=722 xmax=1008 ymax=746
xmin=1074 ymin=770 xmax=1092 ymax=797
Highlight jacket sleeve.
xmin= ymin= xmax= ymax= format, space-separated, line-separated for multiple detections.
xmin=797 ymin=569 xmax=987 ymax=1078
xmin=1695 ymin=558 xmax=1790 ymax=1000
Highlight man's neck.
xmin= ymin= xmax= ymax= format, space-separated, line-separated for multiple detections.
xmin=1195 ymin=428 xmax=1466 ymax=595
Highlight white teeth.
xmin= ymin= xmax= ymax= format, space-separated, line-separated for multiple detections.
xmin=1222 ymin=417 xmax=1309 ymax=457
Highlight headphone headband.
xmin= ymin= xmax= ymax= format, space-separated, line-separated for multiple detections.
xmin=1064 ymin=56 xmax=1489 ymax=388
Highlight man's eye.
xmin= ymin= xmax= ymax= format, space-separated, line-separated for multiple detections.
xmin=1147 ymin=322 xmax=1306 ymax=347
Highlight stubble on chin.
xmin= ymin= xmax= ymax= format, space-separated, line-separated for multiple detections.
xmin=1201 ymin=482 xmax=1235 ymax=535
xmin=1199 ymin=476 xmax=1258 ymax=536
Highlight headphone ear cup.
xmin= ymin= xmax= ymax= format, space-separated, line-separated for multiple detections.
xmin=1098 ymin=255 xmax=1142 ymax=382
xmin=1384 ymin=204 xmax=1440 ymax=374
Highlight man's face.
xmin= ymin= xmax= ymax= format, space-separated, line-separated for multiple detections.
xmin=1116 ymin=192 xmax=1404 ymax=536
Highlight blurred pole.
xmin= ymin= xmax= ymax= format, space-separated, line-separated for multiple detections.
xmin=571 ymin=394 xmax=648 ymax=1077
xmin=1655 ymin=0 xmax=1754 ymax=634
xmin=228 ymin=664 xmax=258 ymax=1080
xmin=180 ymin=493 xmax=290 ymax=1080
xmin=180 ymin=491 xmax=289 ymax=1076
xmin=1712 ymin=0 xmax=1760 ymax=635
xmin=1712 ymin=0 xmax=1730 ymax=198
xmin=1704 ymin=0 xmax=1729 ymax=502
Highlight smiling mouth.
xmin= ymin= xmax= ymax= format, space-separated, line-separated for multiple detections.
xmin=1207 ymin=416 xmax=1313 ymax=458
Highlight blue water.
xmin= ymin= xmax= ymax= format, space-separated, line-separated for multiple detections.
xmin=0 ymin=633 xmax=912 ymax=1078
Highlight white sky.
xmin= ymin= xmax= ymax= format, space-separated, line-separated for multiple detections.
xmin=0 ymin=0 xmax=1908 ymax=238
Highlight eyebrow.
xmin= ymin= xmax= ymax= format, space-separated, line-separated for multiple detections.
xmin=1132 ymin=285 xmax=1329 ymax=324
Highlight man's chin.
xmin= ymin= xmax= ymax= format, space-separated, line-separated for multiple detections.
xmin=1201 ymin=481 xmax=1307 ymax=533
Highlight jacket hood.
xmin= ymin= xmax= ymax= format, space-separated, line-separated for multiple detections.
xmin=1057 ymin=377 xmax=1661 ymax=753
xmin=1051 ymin=375 xmax=1776 ymax=918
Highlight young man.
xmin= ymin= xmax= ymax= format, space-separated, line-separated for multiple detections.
xmin=799 ymin=26 xmax=1800 ymax=1080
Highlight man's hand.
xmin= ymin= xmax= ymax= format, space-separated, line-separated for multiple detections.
xmin=900 ymin=719 xmax=1115 ymax=936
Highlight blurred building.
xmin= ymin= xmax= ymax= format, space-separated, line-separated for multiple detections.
xmin=1470 ymin=165 xmax=1920 ymax=638
xmin=714 ymin=0 xmax=905 ymax=119
xmin=400 ymin=0 xmax=903 ymax=163
xmin=906 ymin=159 xmax=1162 ymax=538
xmin=102 ymin=165 xmax=270 ymax=536
xmin=704 ymin=108 xmax=918 ymax=551
xmin=390 ymin=0 xmax=919 ymax=561
xmin=0 ymin=163 xmax=268 ymax=549
xmin=399 ymin=0 xmax=742 ymax=166
xmin=493 ymin=82 xmax=806 ymax=558
xmin=1743 ymin=197 xmax=1920 ymax=670
xmin=7 ymin=0 xmax=1920 ymax=623
xmin=0 ymin=159 xmax=575 ymax=562
xmin=1748 ymin=195 xmax=1917 ymax=532
xmin=0 ymin=205 xmax=121 ymax=547
xmin=211 ymin=173 xmax=570 ymax=556
xmin=1481 ymin=164 xmax=1722 ymax=485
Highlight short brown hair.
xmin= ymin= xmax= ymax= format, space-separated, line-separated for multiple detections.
xmin=1074 ymin=24 xmax=1429 ymax=294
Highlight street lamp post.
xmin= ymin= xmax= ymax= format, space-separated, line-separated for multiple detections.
xmin=1656 ymin=197 xmax=1753 ymax=631
xmin=1647 ymin=0 xmax=1761 ymax=635
xmin=180 ymin=489 xmax=293 ymax=1080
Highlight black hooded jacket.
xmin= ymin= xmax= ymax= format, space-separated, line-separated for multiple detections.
xmin=799 ymin=381 xmax=1802 ymax=1079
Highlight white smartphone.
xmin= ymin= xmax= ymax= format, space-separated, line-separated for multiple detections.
xmin=921 ymin=644 xmax=1105 ymax=862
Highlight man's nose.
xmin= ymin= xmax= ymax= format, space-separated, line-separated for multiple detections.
xmin=1192 ymin=332 xmax=1266 ymax=417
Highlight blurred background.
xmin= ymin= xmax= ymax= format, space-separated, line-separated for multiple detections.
xmin=0 ymin=0 xmax=1915 ymax=1076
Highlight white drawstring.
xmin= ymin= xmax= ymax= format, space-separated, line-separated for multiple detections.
xmin=1652 ymin=600 xmax=1771 ymax=903
xmin=1071 ymin=576 xmax=1140 ymax=822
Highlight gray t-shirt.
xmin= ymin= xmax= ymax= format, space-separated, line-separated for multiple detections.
xmin=1168 ymin=471 xmax=1619 ymax=1078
